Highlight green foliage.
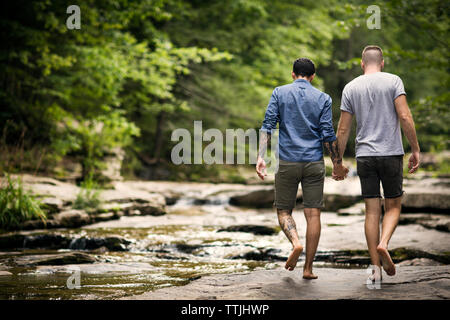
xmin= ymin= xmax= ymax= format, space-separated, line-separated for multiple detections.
xmin=1 ymin=0 xmax=230 ymax=180
xmin=0 ymin=0 xmax=448 ymax=181
xmin=58 ymin=110 xmax=140 ymax=180
xmin=0 ymin=174 xmax=47 ymax=230
xmin=73 ymin=176 xmax=102 ymax=211
xmin=327 ymin=0 xmax=449 ymax=153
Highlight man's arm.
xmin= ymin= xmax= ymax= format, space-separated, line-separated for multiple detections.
xmin=324 ymin=139 xmax=348 ymax=180
xmin=394 ymin=95 xmax=420 ymax=173
xmin=256 ymin=130 xmax=271 ymax=180
xmin=256 ymin=89 xmax=279 ymax=180
xmin=319 ymin=96 xmax=348 ymax=179
xmin=324 ymin=139 xmax=341 ymax=165
xmin=336 ymin=111 xmax=353 ymax=159
xmin=330 ymin=111 xmax=353 ymax=180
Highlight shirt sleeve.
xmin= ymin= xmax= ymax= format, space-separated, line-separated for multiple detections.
xmin=393 ymin=75 xmax=406 ymax=100
xmin=261 ymin=88 xmax=280 ymax=132
xmin=340 ymin=86 xmax=353 ymax=114
xmin=320 ymin=95 xmax=337 ymax=143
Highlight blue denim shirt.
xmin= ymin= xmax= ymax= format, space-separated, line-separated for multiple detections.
xmin=261 ymin=79 xmax=336 ymax=162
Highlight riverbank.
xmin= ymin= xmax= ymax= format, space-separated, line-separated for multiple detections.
xmin=0 ymin=174 xmax=449 ymax=299
xmin=3 ymin=173 xmax=450 ymax=231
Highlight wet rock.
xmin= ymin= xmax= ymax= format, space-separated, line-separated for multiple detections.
xmin=317 ymin=247 xmax=448 ymax=265
xmin=114 ymin=200 xmax=166 ymax=216
xmin=218 ymin=225 xmax=277 ymax=236
xmin=0 ymin=234 xmax=25 ymax=249
xmin=231 ymin=248 xmax=285 ymax=261
xmin=398 ymin=214 xmax=432 ymax=225
xmin=155 ymin=254 xmax=189 ymax=261
xmin=389 ymin=247 xmax=450 ymax=264
xmin=11 ymin=174 xmax=80 ymax=203
xmin=69 ymin=236 xmax=131 ymax=251
xmin=398 ymin=258 xmax=444 ymax=266
xmin=324 ymin=194 xmax=362 ymax=212
xmin=0 ymin=232 xmax=131 ymax=251
xmin=174 ymin=243 xmax=204 ymax=254
xmin=314 ymin=248 xmax=450 ymax=266
xmin=229 ymin=188 xmax=276 ymax=208
xmin=53 ymin=210 xmax=91 ymax=228
xmin=401 ymin=178 xmax=450 ymax=212
xmin=123 ymin=266 xmax=450 ymax=300
xmin=92 ymin=212 xmax=119 ymax=222
xmin=101 ymin=183 xmax=166 ymax=207
xmin=402 ymin=192 xmax=450 ymax=212
xmin=14 ymin=252 xmax=97 ymax=266
xmin=132 ymin=204 xmax=165 ymax=216
xmin=23 ymin=234 xmax=71 ymax=249
xmin=193 ymin=198 xmax=209 ymax=205
xmin=337 ymin=202 xmax=365 ymax=216
xmin=168 ymin=206 xmax=208 ymax=216
xmin=429 ymin=221 xmax=450 ymax=233
xmin=0 ymin=271 xmax=13 ymax=276
xmin=127 ymin=209 xmax=142 ymax=216
xmin=314 ymin=250 xmax=370 ymax=265
xmin=399 ymin=214 xmax=450 ymax=233
xmin=21 ymin=219 xmax=52 ymax=230
xmin=165 ymin=196 xmax=179 ymax=205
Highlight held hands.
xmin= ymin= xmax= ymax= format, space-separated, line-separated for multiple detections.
xmin=256 ymin=156 xmax=267 ymax=180
xmin=332 ymin=163 xmax=349 ymax=181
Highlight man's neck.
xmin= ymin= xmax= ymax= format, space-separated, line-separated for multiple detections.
xmin=363 ymin=66 xmax=382 ymax=75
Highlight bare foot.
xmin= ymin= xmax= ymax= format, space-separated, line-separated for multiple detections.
xmin=303 ymin=270 xmax=318 ymax=279
xmin=377 ymin=245 xmax=396 ymax=276
xmin=285 ymin=245 xmax=303 ymax=271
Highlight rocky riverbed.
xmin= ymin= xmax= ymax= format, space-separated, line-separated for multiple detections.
xmin=0 ymin=174 xmax=449 ymax=299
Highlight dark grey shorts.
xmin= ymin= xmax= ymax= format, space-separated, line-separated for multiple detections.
xmin=274 ymin=159 xmax=325 ymax=210
xmin=356 ymin=155 xmax=404 ymax=199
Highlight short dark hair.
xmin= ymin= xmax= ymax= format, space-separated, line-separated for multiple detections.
xmin=293 ymin=58 xmax=315 ymax=77
xmin=362 ymin=45 xmax=383 ymax=65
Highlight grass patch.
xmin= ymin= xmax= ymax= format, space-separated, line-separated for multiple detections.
xmin=73 ymin=177 xmax=102 ymax=212
xmin=0 ymin=174 xmax=47 ymax=230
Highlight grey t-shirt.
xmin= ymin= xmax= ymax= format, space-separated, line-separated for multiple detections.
xmin=340 ymin=72 xmax=406 ymax=157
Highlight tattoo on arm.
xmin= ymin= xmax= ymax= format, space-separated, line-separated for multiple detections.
xmin=324 ymin=140 xmax=342 ymax=165
xmin=258 ymin=131 xmax=271 ymax=158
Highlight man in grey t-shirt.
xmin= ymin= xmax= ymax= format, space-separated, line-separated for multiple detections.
xmin=334 ymin=45 xmax=420 ymax=283
xmin=340 ymin=69 xmax=406 ymax=157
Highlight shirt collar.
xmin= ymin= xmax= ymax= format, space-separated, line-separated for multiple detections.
xmin=294 ymin=78 xmax=311 ymax=87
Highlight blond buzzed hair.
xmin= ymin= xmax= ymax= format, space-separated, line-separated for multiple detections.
xmin=362 ymin=45 xmax=383 ymax=65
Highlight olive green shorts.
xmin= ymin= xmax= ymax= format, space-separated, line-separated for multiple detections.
xmin=274 ymin=159 xmax=325 ymax=210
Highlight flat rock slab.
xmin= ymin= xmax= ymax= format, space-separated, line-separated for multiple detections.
xmin=123 ymin=266 xmax=450 ymax=300
xmin=13 ymin=252 xmax=97 ymax=266
xmin=35 ymin=262 xmax=156 ymax=274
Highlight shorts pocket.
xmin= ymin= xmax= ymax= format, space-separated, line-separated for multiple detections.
xmin=356 ymin=158 xmax=375 ymax=178
xmin=303 ymin=161 xmax=325 ymax=178
xmin=382 ymin=156 xmax=403 ymax=177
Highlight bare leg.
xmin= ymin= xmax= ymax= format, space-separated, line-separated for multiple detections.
xmin=277 ymin=209 xmax=303 ymax=271
xmin=303 ymin=208 xmax=321 ymax=279
xmin=377 ymin=196 xmax=402 ymax=276
xmin=364 ymin=198 xmax=382 ymax=280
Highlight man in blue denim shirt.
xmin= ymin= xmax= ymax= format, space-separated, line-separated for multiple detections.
xmin=256 ymin=58 xmax=348 ymax=279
